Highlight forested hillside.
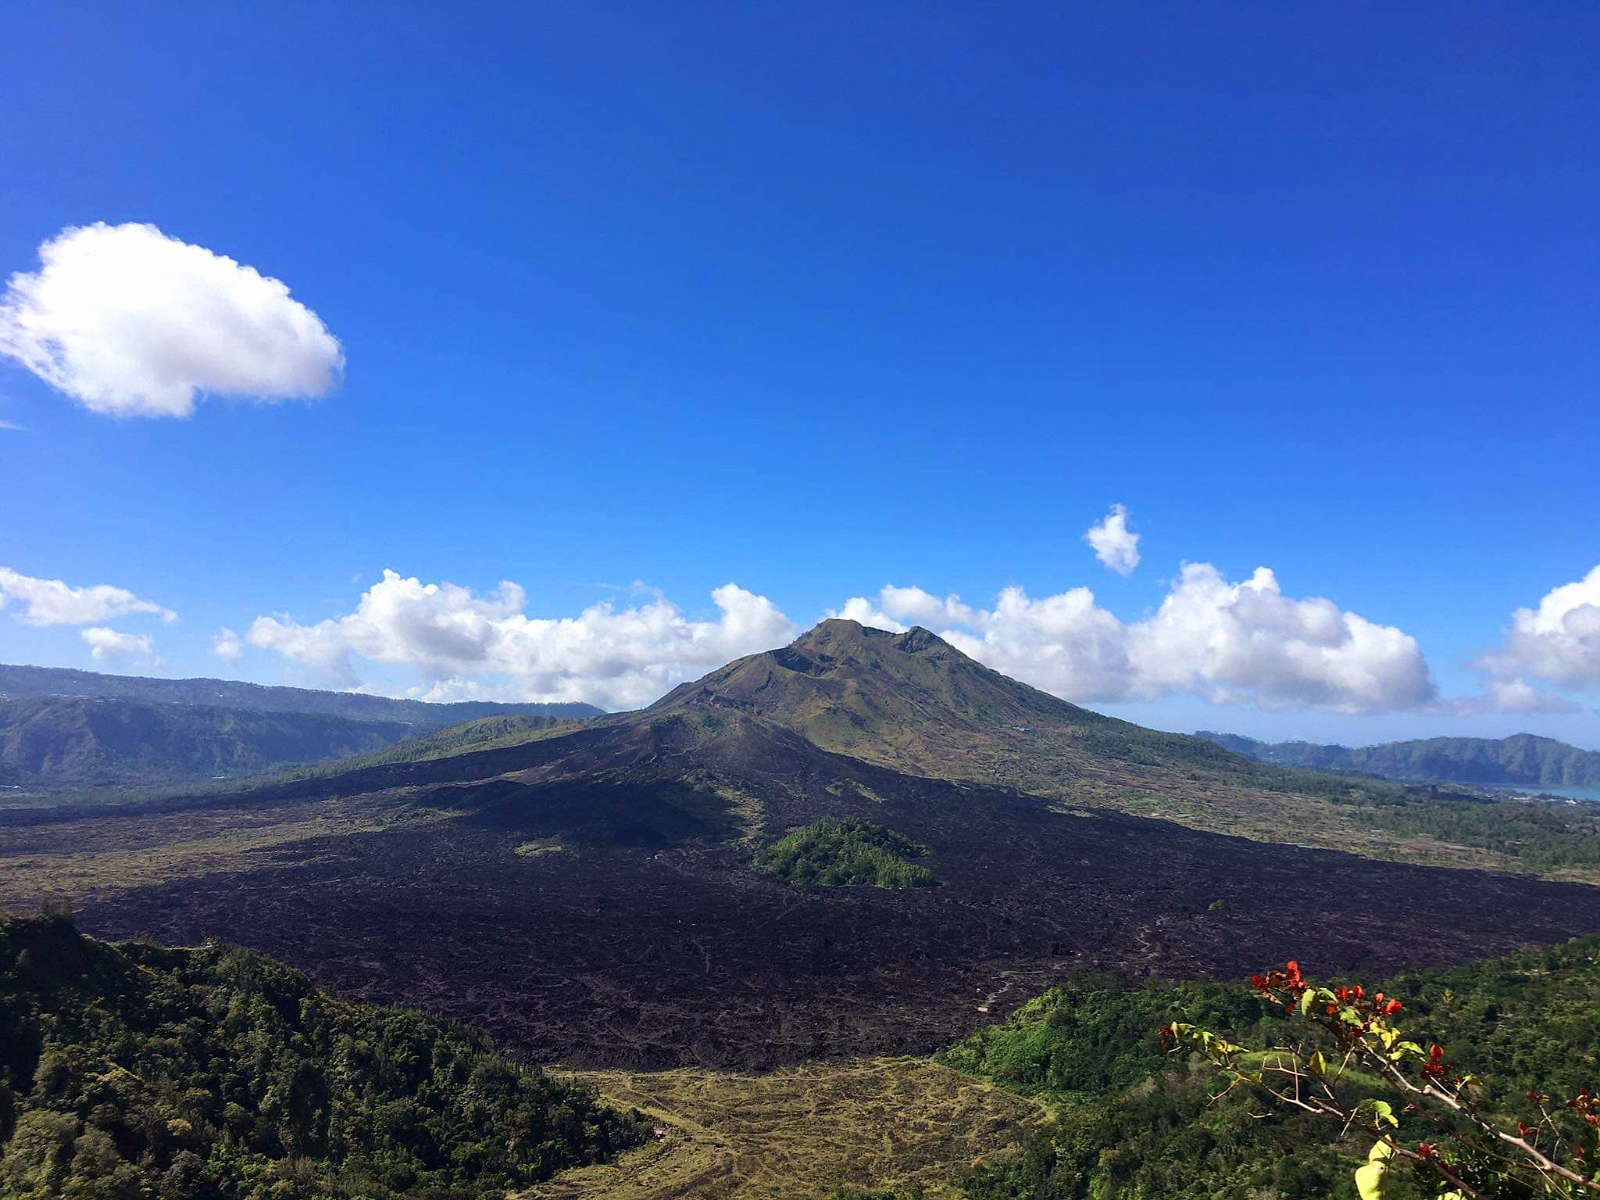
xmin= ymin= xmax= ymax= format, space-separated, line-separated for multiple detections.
xmin=938 ymin=937 xmax=1600 ymax=1199
xmin=1201 ymin=730 xmax=1600 ymax=788
xmin=0 ymin=695 xmax=417 ymax=788
xmin=0 ymin=912 xmax=647 ymax=1199
xmin=0 ymin=664 xmax=602 ymax=789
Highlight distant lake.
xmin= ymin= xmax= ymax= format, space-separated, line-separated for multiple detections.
xmin=1496 ymin=785 xmax=1600 ymax=804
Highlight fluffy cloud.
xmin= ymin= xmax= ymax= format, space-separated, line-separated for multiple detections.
xmin=1084 ymin=504 xmax=1140 ymax=575
xmin=80 ymin=626 xmax=157 ymax=663
xmin=0 ymin=222 xmax=343 ymax=418
xmin=212 ymin=628 xmax=245 ymax=663
xmin=0 ymin=566 xmax=175 ymax=627
xmin=244 ymin=571 xmax=798 ymax=709
xmin=1474 ymin=564 xmax=1600 ymax=709
xmin=837 ymin=563 xmax=1436 ymax=714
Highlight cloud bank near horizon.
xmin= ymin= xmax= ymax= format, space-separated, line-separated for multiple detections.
xmin=228 ymin=560 xmax=1447 ymax=715
xmin=11 ymin=555 xmax=1597 ymax=722
xmin=0 ymin=222 xmax=342 ymax=418
xmin=80 ymin=626 xmax=158 ymax=664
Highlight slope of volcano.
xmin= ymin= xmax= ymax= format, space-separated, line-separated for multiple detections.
xmin=21 ymin=621 xmax=1600 ymax=1069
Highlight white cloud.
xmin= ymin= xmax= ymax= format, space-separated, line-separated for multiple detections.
xmin=0 ymin=419 xmax=23 ymax=431
xmin=244 ymin=571 xmax=799 ymax=709
xmin=836 ymin=563 xmax=1436 ymax=714
xmin=1478 ymin=565 xmax=1600 ymax=699
xmin=1470 ymin=678 xmax=1580 ymax=716
xmin=80 ymin=626 xmax=157 ymax=663
xmin=1084 ymin=504 xmax=1140 ymax=575
xmin=0 ymin=222 xmax=343 ymax=418
xmin=213 ymin=627 xmax=245 ymax=663
xmin=0 ymin=566 xmax=175 ymax=627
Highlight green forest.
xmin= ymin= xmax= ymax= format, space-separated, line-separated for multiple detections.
xmin=0 ymin=912 xmax=646 ymax=1200
xmin=754 ymin=817 xmax=935 ymax=889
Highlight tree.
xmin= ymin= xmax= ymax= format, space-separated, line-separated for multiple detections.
xmin=1164 ymin=960 xmax=1600 ymax=1198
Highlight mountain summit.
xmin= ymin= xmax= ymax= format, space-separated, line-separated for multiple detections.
xmin=648 ymin=618 xmax=1225 ymax=795
xmin=654 ymin=618 xmax=1102 ymax=731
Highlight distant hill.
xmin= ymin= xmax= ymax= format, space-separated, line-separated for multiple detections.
xmin=0 ymin=664 xmax=601 ymax=789
xmin=1198 ymin=730 xmax=1600 ymax=788
xmin=1 ymin=695 xmax=410 ymax=788
xmin=0 ymin=662 xmax=600 ymax=725
xmin=0 ymin=911 xmax=645 ymax=1198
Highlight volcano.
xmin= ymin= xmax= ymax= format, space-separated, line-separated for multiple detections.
xmin=54 ymin=621 xmax=1600 ymax=1068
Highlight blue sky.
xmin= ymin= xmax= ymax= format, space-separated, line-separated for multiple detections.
xmin=2 ymin=3 xmax=1598 ymax=746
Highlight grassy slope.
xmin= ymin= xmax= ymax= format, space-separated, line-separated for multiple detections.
xmin=274 ymin=712 xmax=593 ymax=778
xmin=0 ymin=795 xmax=460 ymax=908
xmin=525 ymin=1059 xmax=1039 ymax=1200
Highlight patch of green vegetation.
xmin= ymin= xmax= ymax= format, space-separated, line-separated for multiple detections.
xmin=754 ymin=817 xmax=934 ymax=889
xmin=515 ymin=836 xmax=568 ymax=856
xmin=0 ymin=911 xmax=647 ymax=1199
xmin=940 ymin=936 xmax=1600 ymax=1200
xmin=1358 ymin=792 xmax=1600 ymax=872
xmin=937 ymin=977 xmax=1263 ymax=1099
xmin=279 ymin=712 xmax=590 ymax=780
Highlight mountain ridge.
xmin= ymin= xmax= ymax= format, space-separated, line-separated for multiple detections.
xmin=0 ymin=662 xmax=601 ymax=724
xmin=0 ymin=663 xmax=602 ymax=790
xmin=1200 ymin=730 xmax=1600 ymax=788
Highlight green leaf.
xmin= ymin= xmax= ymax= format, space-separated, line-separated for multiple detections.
xmin=1299 ymin=988 xmax=1318 ymax=1017
xmin=1370 ymin=1100 xmax=1398 ymax=1128
xmin=1354 ymin=1159 xmax=1387 ymax=1200
xmin=1308 ymin=1050 xmax=1327 ymax=1075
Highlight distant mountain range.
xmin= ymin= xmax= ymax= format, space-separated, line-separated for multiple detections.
xmin=0 ymin=663 xmax=601 ymax=788
xmin=1197 ymin=730 xmax=1600 ymax=788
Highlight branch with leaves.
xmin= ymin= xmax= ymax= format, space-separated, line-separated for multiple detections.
xmin=1162 ymin=961 xmax=1600 ymax=1199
